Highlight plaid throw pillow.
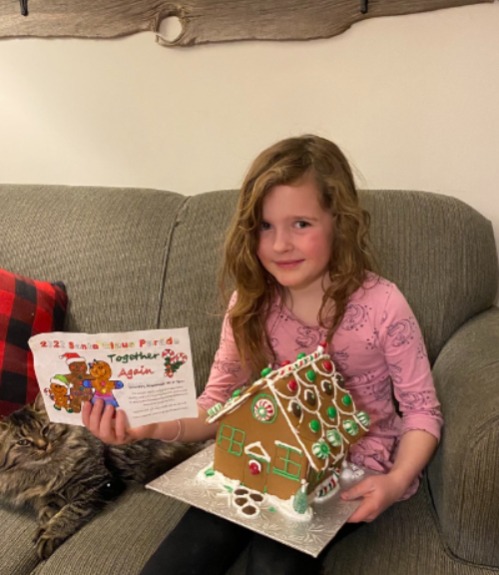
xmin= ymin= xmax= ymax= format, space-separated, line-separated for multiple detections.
xmin=0 ymin=269 xmax=68 ymax=417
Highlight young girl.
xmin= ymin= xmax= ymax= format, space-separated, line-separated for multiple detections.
xmin=83 ymin=135 xmax=443 ymax=575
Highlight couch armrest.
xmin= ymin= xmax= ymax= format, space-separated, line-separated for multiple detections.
xmin=427 ymin=306 xmax=499 ymax=566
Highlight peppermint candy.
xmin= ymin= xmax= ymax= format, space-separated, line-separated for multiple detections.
xmin=253 ymin=397 xmax=275 ymax=422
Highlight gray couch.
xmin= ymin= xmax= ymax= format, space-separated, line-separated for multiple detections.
xmin=0 ymin=184 xmax=497 ymax=575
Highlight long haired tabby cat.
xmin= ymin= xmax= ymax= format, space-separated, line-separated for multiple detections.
xmin=0 ymin=394 xmax=201 ymax=559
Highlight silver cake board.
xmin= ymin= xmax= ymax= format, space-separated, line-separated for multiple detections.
xmin=147 ymin=443 xmax=361 ymax=557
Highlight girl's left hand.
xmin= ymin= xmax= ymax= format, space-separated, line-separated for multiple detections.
xmin=340 ymin=473 xmax=407 ymax=523
xmin=341 ymin=430 xmax=438 ymax=523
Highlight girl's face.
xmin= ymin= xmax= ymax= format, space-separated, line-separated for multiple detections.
xmin=257 ymin=178 xmax=334 ymax=297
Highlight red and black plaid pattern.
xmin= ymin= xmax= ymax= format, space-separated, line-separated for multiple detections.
xmin=0 ymin=269 xmax=67 ymax=417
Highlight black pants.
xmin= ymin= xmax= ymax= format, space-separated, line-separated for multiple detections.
xmin=140 ymin=506 xmax=322 ymax=575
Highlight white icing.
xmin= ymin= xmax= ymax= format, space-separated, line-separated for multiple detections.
xmin=266 ymin=492 xmax=313 ymax=523
xmin=339 ymin=460 xmax=366 ymax=490
xmin=274 ymin=440 xmax=300 ymax=452
xmin=248 ymin=459 xmax=262 ymax=474
xmin=244 ymin=441 xmax=271 ymax=462
xmin=205 ymin=344 xmax=368 ymax=512
xmin=197 ymin=465 xmax=313 ymax=522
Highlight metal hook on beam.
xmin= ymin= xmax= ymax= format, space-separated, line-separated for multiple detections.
xmin=19 ymin=0 xmax=29 ymax=17
xmin=361 ymin=0 xmax=369 ymax=14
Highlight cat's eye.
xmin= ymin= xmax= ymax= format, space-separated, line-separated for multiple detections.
xmin=17 ymin=439 xmax=31 ymax=446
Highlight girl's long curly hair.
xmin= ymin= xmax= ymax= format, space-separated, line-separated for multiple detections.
xmin=221 ymin=135 xmax=377 ymax=376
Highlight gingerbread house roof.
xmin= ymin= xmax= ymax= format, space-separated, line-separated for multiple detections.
xmin=207 ymin=345 xmax=370 ymax=474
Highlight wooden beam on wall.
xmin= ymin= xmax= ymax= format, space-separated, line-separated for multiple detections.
xmin=0 ymin=0 xmax=494 ymax=47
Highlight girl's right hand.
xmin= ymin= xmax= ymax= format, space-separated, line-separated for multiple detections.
xmin=83 ymin=400 xmax=218 ymax=444
xmin=81 ymin=399 xmax=162 ymax=444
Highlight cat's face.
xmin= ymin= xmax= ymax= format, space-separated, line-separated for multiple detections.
xmin=0 ymin=405 xmax=68 ymax=473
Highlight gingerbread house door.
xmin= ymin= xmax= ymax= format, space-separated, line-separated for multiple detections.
xmin=242 ymin=441 xmax=271 ymax=493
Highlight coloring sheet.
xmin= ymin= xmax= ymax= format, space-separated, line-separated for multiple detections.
xmin=29 ymin=328 xmax=197 ymax=427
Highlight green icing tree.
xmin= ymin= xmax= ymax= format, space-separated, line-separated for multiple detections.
xmin=293 ymin=482 xmax=309 ymax=514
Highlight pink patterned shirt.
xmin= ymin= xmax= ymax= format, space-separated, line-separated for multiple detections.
xmin=198 ymin=274 xmax=443 ymax=497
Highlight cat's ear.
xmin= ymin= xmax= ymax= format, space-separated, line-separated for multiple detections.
xmin=33 ymin=393 xmax=47 ymax=413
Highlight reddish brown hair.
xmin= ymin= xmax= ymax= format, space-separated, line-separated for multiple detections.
xmin=221 ymin=135 xmax=376 ymax=374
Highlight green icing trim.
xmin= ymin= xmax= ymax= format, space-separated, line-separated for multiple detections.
xmin=273 ymin=468 xmax=301 ymax=482
xmin=217 ymin=424 xmax=246 ymax=456
xmin=272 ymin=444 xmax=302 ymax=481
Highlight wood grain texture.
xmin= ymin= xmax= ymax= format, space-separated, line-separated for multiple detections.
xmin=0 ymin=0 xmax=493 ymax=46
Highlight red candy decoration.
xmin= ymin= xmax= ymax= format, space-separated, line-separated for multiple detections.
xmin=281 ymin=360 xmax=291 ymax=366
xmin=287 ymin=379 xmax=298 ymax=392
xmin=323 ymin=360 xmax=333 ymax=373
xmin=249 ymin=461 xmax=261 ymax=475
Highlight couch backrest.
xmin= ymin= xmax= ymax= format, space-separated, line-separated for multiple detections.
xmin=161 ymin=189 xmax=498 ymax=383
xmin=0 ymin=185 xmax=496 ymax=393
xmin=0 ymin=184 xmax=186 ymax=332
xmin=359 ymin=189 xmax=498 ymax=363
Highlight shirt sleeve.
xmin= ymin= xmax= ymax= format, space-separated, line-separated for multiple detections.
xmin=197 ymin=292 xmax=251 ymax=412
xmin=379 ymin=284 xmax=444 ymax=442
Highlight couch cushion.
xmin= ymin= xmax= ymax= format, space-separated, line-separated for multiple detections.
xmin=359 ymin=190 xmax=498 ymax=363
xmin=319 ymin=479 xmax=498 ymax=575
xmin=429 ymin=307 xmax=499 ymax=566
xmin=0 ymin=504 xmax=40 ymax=575
xmin=158 ymin=190 xmax=239 ymax=394
xmin=31 ymin=487 xmax=188 ymax=575
xmin=0 ymin=185 xmax=187 ymax=334
xmin=159 ymin=188 xmax=498 ymax=386
xmin=0 ymin=269 xmax=67 ymax=416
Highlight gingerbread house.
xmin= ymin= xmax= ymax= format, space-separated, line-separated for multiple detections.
xmin=206 ymin=344 xmax=370 ymax=503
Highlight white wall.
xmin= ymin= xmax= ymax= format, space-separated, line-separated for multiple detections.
xmin=0 ymin=4 xmax=498 ymax=280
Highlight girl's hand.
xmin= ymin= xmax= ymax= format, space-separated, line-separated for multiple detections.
xmin=340 ymin=473 xmax=407 ymax=523
xmin=342 ymin=430 xmax=438 ymax=523
xmin=81 ymin=400 xmax=162 ymax=444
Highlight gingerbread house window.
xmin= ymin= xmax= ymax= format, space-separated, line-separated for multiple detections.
xmin=217 ymin=424 xmax=246 ymax=456
xmin=272 ymin=443 xmax=303 ymax=481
